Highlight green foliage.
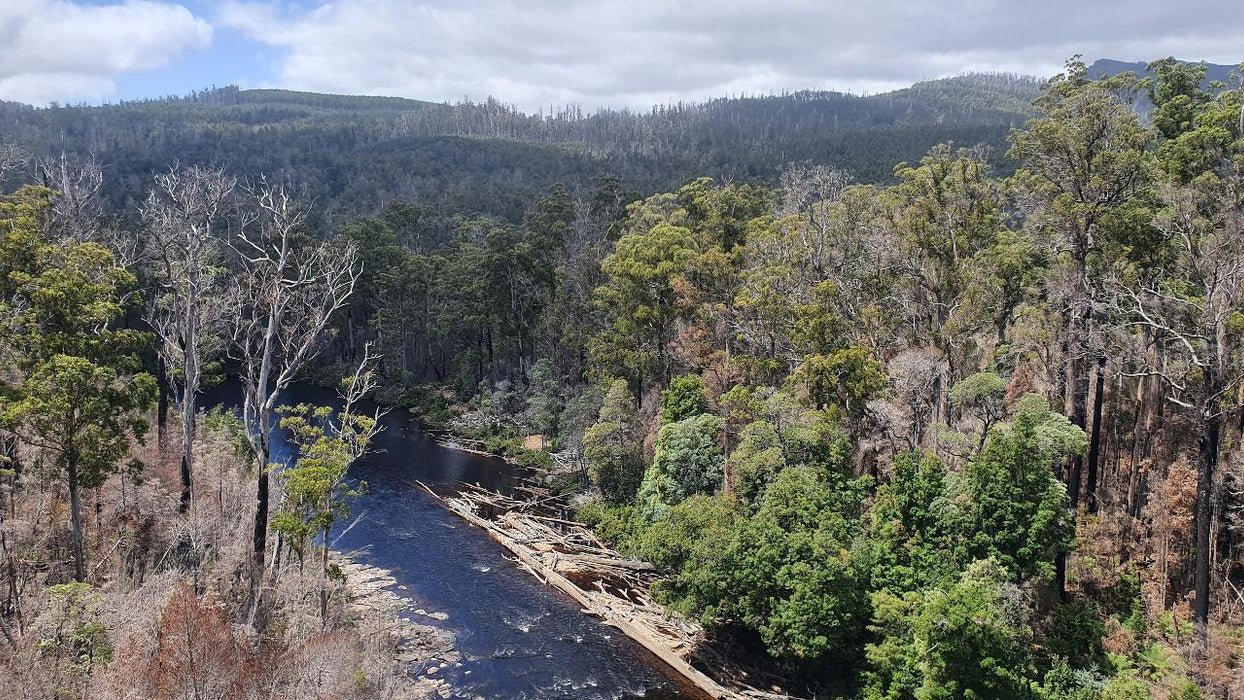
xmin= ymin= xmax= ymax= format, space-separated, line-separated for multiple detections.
xmin=727 ymin=389 xmax=852 ymax=508
xmin=515 ymin=447 xmax=554 ymax=471
xmin=6 ymin=355 xmax=155 ymax=489
xmin=957 ymin=394 xmax=1082 ymax=581
xmin=729 ymin=466 xmax=869 ymax=667
xmin=524 ymin=358 xmax=563 ymax=437
xmin=949 ymin=372 xmax=1006 ymax=422
xmin=793 ymin=347 xmax=888 ymax=418
xmin=637 ymin=413 xmax=725 ymax=518
xmin=1 ymin=189 xmax=155 ymax=579
xmin=35 ymin=583 xmax=112 ymax=673
xmin=590 ymin=221 xmax=702 ymax=383
xmin=660 ymin=374 xmax=708 ymax=424
xmin=2 ymin=76 xmax=1041 ymax=225
xmin=1100 ymin=671 xmax=1153 ymax=700
xmin=273 ymin=392 xmax=378 ymax=570
xmin=730 ymin=420 xmax=788 ymax=507
xmin=634 ymin=494 xmax=740 ymax=621
xmin=576 ymin=499 xmax=644 ymax=548
xmin=868 ymin=559 xmax=1034 ymax=700
xmin=1047 ymin=601 xmax=1108 ymax=671
xmin=583 ymin=379 xmax=644 ymax=502
xmin=1041 ymin=658 xmax=1104 ymax=700
xmin=869 ymin=452 xmax=958 ymax=594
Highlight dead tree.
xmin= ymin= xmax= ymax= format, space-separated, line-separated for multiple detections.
xmin=229 ymin=179 xmax=358 ymax=618
xmin=142 ymin=165 xmax=236 ymax=513
xmin=1115 ymin=182 xmax=1244 ymax=631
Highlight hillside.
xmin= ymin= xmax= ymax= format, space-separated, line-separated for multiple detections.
xmin=1089 ymin=57 xmax=1240 ymax=85
xmin=0 ymin=73 xmax=1039 ymax=222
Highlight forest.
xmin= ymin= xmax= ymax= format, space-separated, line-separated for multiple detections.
xmin=0 ymin=55 xmax=1242 ymax=699
xmin=0 ymin=71 xmax=1041 ymax=221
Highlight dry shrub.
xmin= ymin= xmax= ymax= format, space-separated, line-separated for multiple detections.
xmin=1142 ymin=457 xmax=1198 ymax=614
xmin=1101 ymin=615 xmax=1138 ymax=658
xmin=1071 ymin=509 xmax=1139 ymax=603
xmin=277 ymin=632 xmax=363 ymax=699
xmin=155 ymin=583 xmax=246 ymax=700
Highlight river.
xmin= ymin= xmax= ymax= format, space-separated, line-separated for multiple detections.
xmin=250 ymin=384 xmax=705 ymax=700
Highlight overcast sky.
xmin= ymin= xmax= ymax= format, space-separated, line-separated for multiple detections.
xmin=1 ymin=0 xmax=1241 ymax=110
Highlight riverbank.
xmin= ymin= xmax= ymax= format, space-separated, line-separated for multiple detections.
xmin=417 ymin=479 xmax=800 ymax=700
xmin=335 ymin=555 xmax=459 ymax=699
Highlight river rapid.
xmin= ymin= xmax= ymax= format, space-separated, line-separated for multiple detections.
xmin=227 ymin=384 xmax=703 ymax=700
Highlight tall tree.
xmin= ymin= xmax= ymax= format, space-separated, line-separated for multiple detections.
xmin=1009 ymin=59 xmax=1152 ymax=594
xmin=142 ymin=165 xmax=235 ymax=512
xmin=1 ymin=187 xmax=154 ymax=581
xmin=229 ymin=180 xmax=359 ymax=611
xmin=274 ymin=348 xmax=382 ymax=623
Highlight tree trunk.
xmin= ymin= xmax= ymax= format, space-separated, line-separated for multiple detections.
xmin=179 ymin=380 xmax=195 ymax=514
xmin=1086 ymin=356 xmax=1106 ymax=514
xmin=156 ymin=360 xmax=169 ymax=449
xmin=1194 ymin=407 xmax=1219 ymax=629
xmin=252 ymin=468 xmax=270 ymax=566
xmin=67 ymin=457 xmax=85 ymax=582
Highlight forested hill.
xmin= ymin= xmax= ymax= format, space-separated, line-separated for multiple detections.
xmin=0 ymin=73 xmax=1039 ymax=221
xmin=1089 ymin=58 xmax=1240 ymax=86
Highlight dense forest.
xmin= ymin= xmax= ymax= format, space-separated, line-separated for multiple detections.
xmin=2 ymin=55 xmax=1243 ymax=699
xmin=0 ymin=71 xmax=1041 ymax=222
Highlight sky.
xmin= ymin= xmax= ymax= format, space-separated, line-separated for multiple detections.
xmin=1 ymin=0 xmax=1241 ymax=111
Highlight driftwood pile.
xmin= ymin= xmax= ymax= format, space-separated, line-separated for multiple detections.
xmin=418 ymin=480 xmax=801 ymax=700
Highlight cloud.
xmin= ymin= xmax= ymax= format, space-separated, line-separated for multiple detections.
xmin=0 ymin=0 xmax=212 ymax=104
xmin=217 ymin=0 xmax=1243 ymax=111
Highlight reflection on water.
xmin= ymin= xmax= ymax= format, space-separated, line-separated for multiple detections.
xmin=209 ymin=383 xmax=702 ymax=700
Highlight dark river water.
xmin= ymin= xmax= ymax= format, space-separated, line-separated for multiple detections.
xmin=222 ymin=384 xmax=703 ymax=700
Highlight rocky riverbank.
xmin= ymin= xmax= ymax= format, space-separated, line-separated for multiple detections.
xmin=336 ymin=555 xmax=462 ymax=699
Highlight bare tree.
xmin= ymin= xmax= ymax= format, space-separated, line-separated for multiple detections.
xmin=142 ymin=165 xmax=236 ymax=513
xmin=777 ymin=163 xmax=851 ymax=278
xmin=37 ymin=153 xmax=103 ymax=242
xmin=0 ymin=145 xmax=28 ymax=191
xmin=229 ymin=179 xmax=359 ymax=612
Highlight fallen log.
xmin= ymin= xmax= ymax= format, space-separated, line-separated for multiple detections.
xmin=416 ymin=481 xmax=749 ymax=700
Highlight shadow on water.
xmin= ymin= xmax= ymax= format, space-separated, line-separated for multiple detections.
xmin=205 ymin=383 xmax=704 ymax=700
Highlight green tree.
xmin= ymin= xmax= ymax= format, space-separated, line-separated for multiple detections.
xmin=916 ymin=559 xmax=1034 ymax=700
xmin=957 ymin=394 xmax=1083 ymax=582
xmin=273 ymin=356 xmax=381 ymax=621
xmin=6 ymin=356 xmax=154 ymax=581
xmin=524 ymin=358 xmax=562 ymax=438
xmin=869 ymin=452 xmax=958 ymax=594
xmin=729 ymin=466 xmax=869 ymax=667
xmin=634 ymin=494 xmax=740 ymax=621
xmin=637 ymin=413 xmax=725 ymax=518
xmin=793 ymin=346 xmax=888 ymax=420
xmin=1 ymin=188 xmax=154 ymax=581
xmin=660 ymin=373 xmax=707 ymax=424
xmin=948 ymin=372 xmax=1007 ymax=453
xmin=1008 ymin=57 xmax=1153 ymax=524
xmin=590 ymin=221 xmax=702 ymax=386
xmin=583 ymin=379 xmax=644 ymax=502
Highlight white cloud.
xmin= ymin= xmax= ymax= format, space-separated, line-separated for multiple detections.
xmin=0 ymin=0 xmax=212 ymax=104
xmin=219 ymin=0 xmax=1244 ymax=111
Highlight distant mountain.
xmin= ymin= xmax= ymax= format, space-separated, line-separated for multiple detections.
xmin=1088 ymin=58 xmax=1241 ymax=86
xmin=0 ymin=74 xmax=1040 ymax=222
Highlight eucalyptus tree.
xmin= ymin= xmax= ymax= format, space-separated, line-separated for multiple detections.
xmin=1008 ymin=61 xmax=1153 ymax=512
xmin=274 ymin=347 xmax=383 ymax=622
xmin=228 ymin=180 xmax=359 ymax=598
xmin=142 ymin=165 xmax=235 ymax=512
